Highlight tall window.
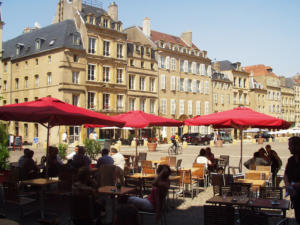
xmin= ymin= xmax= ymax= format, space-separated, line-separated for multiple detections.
xmin=140 ymin=77 xmax=145 ymax=91
xmin=88 ymin=92 xmax=95 ymax=109
xmin=204 ymin=81 xmax=209 ymax=94
xmin=213 ymin=93 xmax=218 ymax=104
xmin=103 ymin=66 xmax=110 ymax=82
xmin=150 ymin=100 xmax=155 ymax=113
xmin=88 ymin=64 xmax=95 ymax=81
xmin=171 ymin=76 xmax=176 ymax=91
xmin=103 ymin=94 xmax=110 ymax=110
xmin=205 ymin=101 xmax=209 ymax=115
xmin=34 ymin=123 xmax=39 ymax=137
xmin=171 ymin=99 xmax=176 ymax=115
xmin=196 ymin=101 xmax=201 ymax=115
xmin=129 ymin=75 xmax=135 ymax=90
xmin=179 ymin=100 xmax=185 ymax=115
xmin=103 ymin=19 xmax=108 ymax=28
xmin=15 ymin=78 xmax=19 ymax=89
xmin=88 ymin=37 xmax=96 ymax=54
xmin=160 ymin=75 xmax=166 ymax=90
xmin=188 ymin=100 xmax=193 ymax=115
xmin=150 ymin=78 xmax=155 ymax=92
xmin=129 ymin=98 xmax=135 ymax=111
xmin=117 ymin=95 xmax=123 ymax=110
xmin=161 ymin=99 xmax=167 ymax=114
xmin=179 ymin=79 xmax=184 ymax=91
xmin=35 ymin=75 xmax=39 ymax=87
xmin=35 ymin=39 xmax=41 ymax=50
xmin=48 ymin=56 xmax=51 ymax=63
xmin=72 ymin=95 xmax=79 ymax=106
xmin=140 ymin=99 xmax=146 ymax=112
xmin=103 ymin=41 xmax=110 ymax=56
xmin=117 ymin=44 xmax=123 ymax=58
xmin=3 ymin=80 xmax=7 ymax=90
xmin=171 ymin=58 xmax=176 ymax=71
xmin=47 ymin=72 xmax=52 ymax=85
xmin=187 ymin=79 xmax=192 ymax=92
xmin=24 ymin=124 xmax=28 ymax=137
xmin=117 ymin=69 xmax=123 ymax=84
xmin=72 ymin=71 xmax=79 ymax=84
xmin=221 ymin=94 xmax=224 ymax=104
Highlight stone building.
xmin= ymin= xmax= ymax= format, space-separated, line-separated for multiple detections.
xmin=280 ymin=77 xmax=295 ymax=123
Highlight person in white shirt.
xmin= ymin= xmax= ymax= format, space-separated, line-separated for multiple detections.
xmin=110 ymin=147 xmax=125 ymax=170
xmin=195 ymin=148 xmax=211 ymax=169
xmin=62 ymin=132 xmax=68 ymax=143
xmin=92 ymin=131 xmax=98 ymax=140
xmin=66 ymin=145 xmax=79 ymax=160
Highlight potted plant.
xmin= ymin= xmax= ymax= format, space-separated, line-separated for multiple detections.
xmin=0 ymin=122 xmax=10 ymax=183
xmin=147 ymin=137 xmax=157 ymax=152
xmin=84 ymin=139 xmax=102 ymax=166
xmin=58 ymin=143 xmax=68 ymax=160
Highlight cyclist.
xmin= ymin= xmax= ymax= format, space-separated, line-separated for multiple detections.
xmin=171 ymin=133 xmax=179 ymax=150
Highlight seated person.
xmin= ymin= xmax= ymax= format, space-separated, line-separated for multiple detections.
xmin=195 ymin=148 xmax=211 ymax=169
xmin=128 ymin=165 xmax=171 ymax=223
xmin=110 ymin=148 xmax=125 ymax=170
xmin=244 ymin=151 xmax=269 ymax=170
xmin=71 ymin=146 xmax=91 ymax=170
xmin=205 ymin=147 xmax=216 ymax=171
xmin=17 ymin=148 xmax=31 ymax=167
xmin=96 ymin=148 xmax=114 ymax=168
xmin=20 ymin=149 xmax=39 ymax=180
xmin=47 ymin=146 xmax=64 ymax=177
xmin=66 ymin=145 xmax=79 ymax=160
xmin=114 ymin=204 xmax=139 ymax=225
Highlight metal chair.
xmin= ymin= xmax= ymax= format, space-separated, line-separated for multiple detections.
xmin=178 ymin=169 xmax=198 ymax=199
xmin=259 ymin=186 xmax=283 ymax=200
xmin=204 ymin=205 xmax=235 ymax=225
xmin=138 ymin=152 xmax=147 ymax=161
xmin=192 ymin=163 xmax=207 ymax=189
xmin=210 ymin=173 xmax=224 ymax=196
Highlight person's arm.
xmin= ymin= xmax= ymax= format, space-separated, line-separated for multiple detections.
xmin=273 ymin=151 xmax=282 ymax=168
xmin=243 ymin=159 xmax=251 ymax=169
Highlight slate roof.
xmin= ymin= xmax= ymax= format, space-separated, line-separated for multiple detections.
xmin=80 ymin=3 xmax=108 ymax=24
xmin=217 ymin=60 xmax=235 ymax=71
xmin=244 ymin=64 xmax=278 ymax=78
xmin=285 ymin=77 xmax=295 ymax=88
xmin=2 ymin=20 xmax=84 ymax=61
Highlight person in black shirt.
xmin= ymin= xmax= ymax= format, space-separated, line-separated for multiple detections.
xmin=284 ymin=136 xmax=300 ymax=224
xmin=265 ymin=144 xmax=282 ymax=186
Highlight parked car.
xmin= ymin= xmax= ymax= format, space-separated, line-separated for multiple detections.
xmin=190 ymin=134 xmax=211 ymax=145
xmin=181 ymin=133 xmax=200 ymax=143
xmin=255 ymin=132 xmax=274 ymax=141
xmin=210 ymin=132 xmax=233 ymax=144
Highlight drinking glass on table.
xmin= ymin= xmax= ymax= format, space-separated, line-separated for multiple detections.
xmin=222 ymin=191 xmax=227 ymax=200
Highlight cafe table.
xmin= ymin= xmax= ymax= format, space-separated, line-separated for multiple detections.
xmin=98 ymin=186 xmax=136 ymax=222
xmin=250 ymin=198 xmax=290 ymax=218
xmin=206 ymin=195 xmax=249 ymax=206
xmin=0 ymin=219 xmax=20 ymax=225
xmin=22 ymin=178 xmax=59 ymax=219
xmin=236 ymin=178 xmax=266 ymax=191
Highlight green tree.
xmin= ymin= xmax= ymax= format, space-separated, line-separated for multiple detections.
xmin=84 ymin=139 xmax=102 ymax=162
xmin=0 ymin=122 xmax=9 ymax=170
xmin=58 ymin=143 xmax=68 ymax=160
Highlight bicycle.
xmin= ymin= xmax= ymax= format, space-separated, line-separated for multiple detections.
xmin=168 ymin=143 xmax=182 ymax=155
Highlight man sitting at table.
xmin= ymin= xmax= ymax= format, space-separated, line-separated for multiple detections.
xmin=96 ymin=148 xmax=114 ymax=168
xmin=195 ymin=148 xmax=211 ymax=169
xmin=127 ymin=165 xmax=171 ymax=223
xmin=20 ymin=149 xmax=39 ymax=180
xmin=110 ymin=148 xmax=125 ymax=170
xmin=71 ymin=146 xmax=91 ymax=170
xmin=244 ymin=150 xmax=269 ymax=170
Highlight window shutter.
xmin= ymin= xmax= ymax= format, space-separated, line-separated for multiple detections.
xmin=166 ymin=56 xmax=170 ymax=70
xmin=207 ymin=65 xmax=212 ymax=77
xmin=188 ymin=100 xmax=193 ymax=115
xmin=192 ymin=62 xmax=196 ymax=74
xmin=180 ymin=100 xmax=185 ymax=115
xmin=192 ymin=80 xmax=196 ymax=93
xmin=171 ymin=76 xmax=176 ymax=90
xmin=184 ymin=78 xmax=188 ymax=92
xmin=171 ymin=99 xmax=176 ymax=115
xmin=196 ymin=101 xmax=201 ymax=115
xmin=176 ymin=77 xmax=180 ymax=91
xmin=161 ymin=74 xmax=166 ymax=90
xmin=158 ymin=55 xmax=161 ymax=68
xmin=184 ymin=60 xmax=188 ymax=73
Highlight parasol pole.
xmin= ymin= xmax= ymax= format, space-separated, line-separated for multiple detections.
xmin=135 ymin=128 xmax=138 ymax=167
xmin=239 ymin=128 xmax=243 ymax=173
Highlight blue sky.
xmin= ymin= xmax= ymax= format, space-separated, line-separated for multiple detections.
xmin=1 ymin=0 xmax=300 ymax=77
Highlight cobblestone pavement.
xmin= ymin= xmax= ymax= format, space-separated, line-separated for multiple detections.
xmin=8 ymin=140 xmax=297 ymax=224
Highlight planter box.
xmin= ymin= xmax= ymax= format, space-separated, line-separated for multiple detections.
xmin=0 ymin=170 xmax=10 ymax=184
xmin=215 ymin=140 xmax=223 ymax=147
xmin=147 ymin=143 xmax=157 ymax=152
xmin=257 ymin=137 xmax=264 ymax=144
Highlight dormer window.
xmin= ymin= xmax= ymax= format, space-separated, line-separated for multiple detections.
xmin=103 ymin=19 xmax=108 ymax=28
xmin=183 ymin=48 xmax=187 ymax=54
xmin=117 ymin=23 xmax=121 ymax=31
xmin=88 ymin=16 xmax=94 ymax=24
xmin=16 ymin=43 xmax=24 ymax=55
xmin=160 ymin=41 xmax=164 ymax=48
xmin=35 ymin=39 xmax=42 ymax=50
xmin=136 ymin=45 xmax=140 ymax=54
xmin=72 ymin=33 xmax=81 ymax=46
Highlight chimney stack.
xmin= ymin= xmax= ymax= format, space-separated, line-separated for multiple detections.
xmin=181 ymin=31 xmax=192 ymax=47
xmin=108 ymin=2 xmax=118 ymax=21
xmin=143 ymin=17 xmax=151 ymax=37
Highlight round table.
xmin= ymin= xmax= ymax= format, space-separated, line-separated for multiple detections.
xmin=0 ymin=219 xmax=20 ymax=225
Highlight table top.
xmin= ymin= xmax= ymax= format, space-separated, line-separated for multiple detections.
xmin=0 ymin=219 xmax=20 ymax=225
xmin=127 ymin=173 xmax=180 ymax=181
xmin=22 ymin=178 xmax=59 ymax=186
xmin=98 ymin=186 xmax=136 ymax=195
xmin=236 ymin=179 xmax=266 ymax=186
xmin=206 ymin=195 xmax=249 ymax=206
xmin=251 ymin=198 xmax=290 ymax=210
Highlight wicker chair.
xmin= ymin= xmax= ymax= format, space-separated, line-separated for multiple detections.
xmin=204 ymin=205 xmax=235 ymax=225
xmin=259 ymin=186 xmax=283 ymax=200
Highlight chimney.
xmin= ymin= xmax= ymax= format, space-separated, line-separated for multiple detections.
xmin=181 ymin=31 xmax=192 ymax=47
xmin=143 ymin=17 xmax=151 ymax=37
xmin=108 ymin=2 xmax=118 ymax=21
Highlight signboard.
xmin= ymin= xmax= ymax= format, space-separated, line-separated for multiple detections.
xmin=13 ymin=136 xmax=22 ymax=151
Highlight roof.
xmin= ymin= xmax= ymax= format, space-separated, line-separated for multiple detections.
xmin=244 ymin=64 xmax=278 ymax=78
xmin=211 ymin=72 xmax=231 ymax=83
xmin=285 ymin=77 xmax=295 ymax=88
xmin=80 ymin=3 xmax=109 ymax=24
xmin=149 ymin=29 xmax=199 ymax=50
xmin=217 ymin=60 xmax=235 ymax=71
xmin=2 ymin=20 xmax=84 ymax=60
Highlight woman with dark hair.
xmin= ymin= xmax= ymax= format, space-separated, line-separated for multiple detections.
xmin=195 ymin=148 xmax=211 ymax=169
xmin=47 ymin=146 xmax=64 ymax=177
xmin=128 ymin=165 xmax=171 ymax=223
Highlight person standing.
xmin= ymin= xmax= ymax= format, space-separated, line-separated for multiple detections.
xmin=284 ymin=136 xmax=300 ymax=224
xmin=265 ymin=144 xmax=282 ymax=186
xmin=62 ymin=131 xmax=68 ymax=143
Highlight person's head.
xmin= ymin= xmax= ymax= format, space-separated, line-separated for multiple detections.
xmin=48 ymin=146 xmax=58 ymax=156
xmin=23 ymin=148 xmax=31 ymax=156
xmin=258 ymin=148 xmax=266 ymax=157
xmin=156 ymin=164 xmax=171 ymax=179
xmin=205 ymin=147 xmax=212 ymax=154
xmin=76 ymin=166 xmax=91 ymax=183
xmin=110 ymin=148 xmax=118 ymax=155
xmin=102 ymin=148 xmax=109 ymax=156
xmin=78 ymin=146 xmax=86 ymax=155
xmin=288 ymin=136 xmax=300 ymax=155
xmin=199 ymin=148 xmax=206 ymax=156
xmin=265 ymin=144 xmax=271 ymax=152
xmin=27 ymin=150 xmax=34 ymax=159
xmin=253 ymin=152 xmax=260 ymax=158
xmin=114 ymin=204 xmax=139 ymax=225
xmin=75 ymin=145 xmax=80 ymax=153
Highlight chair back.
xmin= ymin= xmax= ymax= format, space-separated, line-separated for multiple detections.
xmin=245 ymin=172 xmax=261 ymax=180
xmin=97 ymin=164 xmax=117 ymax=187
xmin=141 ymin=160 xmax=152 ymax=169
xmin=211 ymin=173 xmax=224 ymax=186
xmin=220 ymin=155 xmax=229 ymax=165
xmin=204 ymin=205 xmax=235 ymax=225
xmin=167 ymin=157 xmax=176 ymax=167
xmin=231 ymin=183 xmax=251 ymax=196
xmin=176 ymin=159 xmax=182 ymax=170
xmin=192 ymin=165 xmax=205 ymax=179
xmin=259 ymin=186 xmax=283 ymax=200
xmin=192 ymin=163 xmax=205 ymax=168
xmin=70 ymin=194 xmax=96 ymax=222
xmin=138 ymin=153 xmax=147 ymax=161
xmin=142 ymin=168 xmax=156 ymax=175
xmin=239 ymin=209 xmax=268 ymax=225
xmin=179 ymin=169 xmax=192 ymax=186
xmin=256 ymin=165 xmax=271 ymax=172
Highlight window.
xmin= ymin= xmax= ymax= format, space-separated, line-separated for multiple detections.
xmin=187 ymin=79 xmax=192 ymax=92
xmin=161 ymin=99 xmax=167 ymax=114
xmin=150 ymin=78 xmax=155 ymax=92
xmin=73 ymin=55 xmax=78 ymax=62
xmin=73 ymin=34 xmax=81 ymax=46
xmin=103 ymin=19 xmax=108 ymax=28
xmin=244 ymin=94 xmax=247 ymax=105
xmin=72 ymin=72 xmax=79 ymax=84
xmin=171 ymin=76 xmax=176 ymax=91
xmin=204 ymin=81 xmax=209 ymax=94
xmin=200 ymin=81 xmax=203 ymax=93
xmin=24 ymin=124 xmax=28 ymax=137
xmin=180 ymin=60 xmax=184 ymax=72
xmin=130 ymin=59 xmax=134 ymax=67
xmin=129 ymin=98 xmax=135 ymax=111
xmin=103 ymin=41 xmax=110 ymax=56
xmin=24 ymin=98 xmax=28 ymax=102
xmin=47 ymin=72 xmax=52 ymax=85
xmin=103 ymin=66 xmax=110 ymax=82
xmin=221 ymin=94 xmax=224 ymax=104
xmin=88 ymin=64 xmax=95 ymax=81
xmin=158 ymin=55 xmax=165 ymax=69
xmin=34 ymin=124 xmax=39 ymax=137
xmin=88 ymin=16 xmax=94 ymax=24
xmin=69 ymin=126 xmax=80 ymax=144
xmin=165 ymin=56 xmax=170 ymax=70
xmin=205 ymin=101 xmax=209 ymax=115
xmin=188 ymin=100 xmax=193 ymax=115
xmin=117 ymin=23 xmax=121 ymax=31
xmin=151 ymin=63 xmax=154 ymax=70
xmin=171 ymin=99 xmax=176 ymax=115
xmin=117 ymin=44 xmax=123 ymax=58
xmin=88 ymin=92 xmax=95 ymax=109
xmin=48 ymin=56 xmax=51 ymax=63
xmin=72 ymin=95 xmax=79 ymax=106
xmin=117 ymin=69 xmax=123 ymax=84
xmin=35 ymin=59 xmax=39 ymax=65
xmin=35 ymin=75 xmax=39 ymax=87
xmin=171 ymin=58 xmax=176 ymax=71
xmin=15 ymin=78 xmax=19 ymax=89
xmin=103 ymin=93 xmax=110 ymax=110
xmin=244 ymin=79 xmax=246 ymax=88
xmin=4 ymin=63 xmax=7 ymax=73
xmin=188 ymin=62 xmax=192 ymax=73
xmin=234 ymin=77 xmax=237 ymax=87
xmin=35 ymin=39 xmax=41 ymax=50
xmin=3 ymin=100 xmax=6 ymax=105
xmin=213 ymin=93 xmax=218 ymax=104
xmin=196 ymin=101 xmax=201 ymax=115
xmin=238 ymin=78 xmax=241 ymax=88
xmin=150 ymin=99 xmax=155 ymax=113
xmin=88 ymin=37 xmax=96 ymax=54
xmin=161 ymin=75 xmax=166 ymax=90
xmin=117 ymin=95 xmax=123 ymax=110
xmin=179 ymin=100 xmax=185 ymax=115
xmin=179 ymin=79 xmax=184 ymax=92
xmin=196 ymin=81 xmax=200 ymax=93
xmin=141 ymin=61 xmax=144 ymax=68
xmin=129 ymin=75 xmax=135 ymax=90
xmin=140 ymin=99 xmax=146 ymax=112
xmin=140 ymin=77 xmax=145 ymax=91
